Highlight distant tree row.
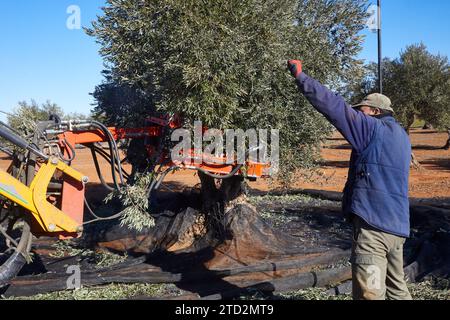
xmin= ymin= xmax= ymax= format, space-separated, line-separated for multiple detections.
xmin=6 ymin=100 xmax=91 ymax=135
xmin=353 ymin=43 xmax=450 ymax=134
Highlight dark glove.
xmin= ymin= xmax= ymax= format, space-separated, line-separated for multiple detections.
xmin=287 ymin=60 xmax=303 ymax=78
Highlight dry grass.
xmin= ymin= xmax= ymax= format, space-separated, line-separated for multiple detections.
xmin=8 ymin=283 xmax=182 ymax=300
xmin=51 ymin=240 xmax=128 ymax=269
xmin=277 ymin=279 xmax=449 ymax=300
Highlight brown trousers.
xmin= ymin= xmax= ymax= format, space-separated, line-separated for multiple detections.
xmin=351 ymin=216 xmax=412 ymax=300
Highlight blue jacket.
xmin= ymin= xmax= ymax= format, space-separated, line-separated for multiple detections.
xmin=295 ymin=73 xmax=411 ymax=237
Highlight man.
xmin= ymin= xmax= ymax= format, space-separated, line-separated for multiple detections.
xmin=287 ymin=60 xmax=412 ymax=300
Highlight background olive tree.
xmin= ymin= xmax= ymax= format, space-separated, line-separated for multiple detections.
xmin=354 ymin=43 xmax=450 ymax=134
xmin=6 ymin=100 xmax=91 ymax=135
xmin=88 ymin=0 xmax=369 ymax=182
xmin=6 ymin=100 xmax=64 ymax=135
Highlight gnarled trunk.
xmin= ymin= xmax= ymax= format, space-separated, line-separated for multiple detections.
xmin=443 ymin=130 xmax=450 ymax=150
xmin=89 ymin=172 xmax=322 ymax=269
xmin=411 ymin=152 xmax=423 ymax=171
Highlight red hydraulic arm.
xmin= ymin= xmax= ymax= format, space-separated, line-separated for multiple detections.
xmin=55 ymin=122 xmax=270 ymax=238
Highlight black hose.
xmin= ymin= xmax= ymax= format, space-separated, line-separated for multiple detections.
xmin=153 ymin=166 xmax=179 ymax=190
xmin=92 ymin=146 xmax=130 ymax=180
xmin=0 ymin=252 xmax=27 ymax=287
xmin=84 ymin=198 xmax=104 ymax=220
xmin=58 ymin=138 xmax=76 ymax=163
xmin=91 ymin=121 xmax=125 ymax=185
xmin=88 ymin=122 xmax=122 ymax=190
xmin=0 ymin=138 xmax=35 ymax=288
xmin=96 ymin=125 xmax=120 ymax=189
xmin=82 ymin=200 xmax=126 ymax=226
xmin=90 ymin=146 xmax=115 ymax=192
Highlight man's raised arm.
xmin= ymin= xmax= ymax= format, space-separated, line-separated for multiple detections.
xmin=288 ymin=60 xmax=376 ymax=152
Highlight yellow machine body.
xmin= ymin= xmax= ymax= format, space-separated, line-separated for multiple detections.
xmin=0 ymin=157 xmax=87 ymax=234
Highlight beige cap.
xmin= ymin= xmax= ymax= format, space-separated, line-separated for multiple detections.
xmin=353 ymin=93 xmax=394 ymax=113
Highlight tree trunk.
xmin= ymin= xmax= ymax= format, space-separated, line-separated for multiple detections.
xmin=406 ymin=118 xmax=414 ymax=135
xmin=405 ymin=121 xmax=423 ymax=170
xmin=443 ymin=130 xmax=450 ymax=150
xmin=86 ymin=172 xmax=325 ymax=269
xmin=411 ymin=152 xmax=423 ymax=171
xmin=187 ymin=172 xmax=321 ymax=268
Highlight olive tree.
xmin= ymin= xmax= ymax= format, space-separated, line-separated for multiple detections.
xmin=87 ymin=0 xmax=369 ymax=255
xmin=7 ymin=100 xmax=64 ymax=135
xmin=355 ymin=44 xmax=450 ymax=134
xmin=88 ymin=0 xmax=368 ymax=180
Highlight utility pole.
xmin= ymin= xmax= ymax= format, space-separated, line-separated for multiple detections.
xmin=377 ymin=0 xmax=383 ymax=94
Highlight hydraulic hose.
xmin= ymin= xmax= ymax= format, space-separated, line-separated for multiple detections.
xmin=95 ymin=121 xmax=125 ymax=184
xmin=90 ymin=146 xmax=115 ymax=192
xmin=87 ymin=122 xmax=121 ymax=190
xmin=92 ymin=146 xmax=130 ymax=180
xmin=0 ymin=251 xmax=27 ymax=287
xmin=58 ymin=138 xmax=76 ymax=163
xmin=90 ymin=121 xmax=125 ymax=187
xmin=0 ymin=125 xmax=48 ymax=160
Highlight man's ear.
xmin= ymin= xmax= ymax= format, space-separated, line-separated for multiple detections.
xmin=373 ymin=108 xmax=382 ymax=115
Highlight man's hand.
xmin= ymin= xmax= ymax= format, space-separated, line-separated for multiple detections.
xmin=287 ymin=60 xmax=303 ymax=78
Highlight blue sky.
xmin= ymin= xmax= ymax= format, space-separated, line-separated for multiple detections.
xmin=360 ymin=0 xmax=450 ymax=62
xmin=0 ymin=0 xmax=449 ymax=121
